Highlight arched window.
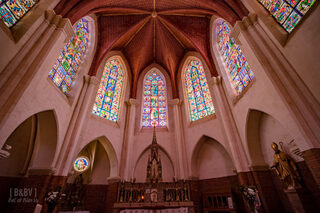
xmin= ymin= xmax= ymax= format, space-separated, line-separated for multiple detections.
xmin=257 ymin=0 xmax=316 ymax=33
xmin=217 ymin=21 xmax=254 ymax=95
xmin=92 ymin=58 xmax=125 ymax=122
xmin=184 ymin=59 xmax=215 ymax=122
xmin=48 ymin=18 xmax=89 ymax=94
xmin=0 ymin=0 xmax=40 ymax=27
xmin=142 ymin=71 xmax=167 ymax=127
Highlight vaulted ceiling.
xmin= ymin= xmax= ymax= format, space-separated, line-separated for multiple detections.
xmin=54 ymin=0 xmax=248 ymax=98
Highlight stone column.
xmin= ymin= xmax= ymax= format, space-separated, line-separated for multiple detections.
xmin=170 ymin=98 xmax=189 ymax=180
xmin=0 ymin=10 xmax=75 ymax=130
xmin=231 ymin=14 xmax=320 ymax=186
xmin=55 ymin=75 xmax=99 ymax=176
xmin=119 ymin=98 xmax=139 ymax=180
xmin=209 ymin=76 xmax=249 ymax=172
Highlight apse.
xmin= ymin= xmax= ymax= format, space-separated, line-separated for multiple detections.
xmin=0 ymin=0 xmax=320 ymax=213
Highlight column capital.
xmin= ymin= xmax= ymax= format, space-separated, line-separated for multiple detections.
xmin=126 ymin=98 xmax=139 ymax=106
xmin=45 ymin=10 xmax=75 ymax=42
xmin=168 ymin=98 xmax=182 ymax=106
xmin=84 ymin=75 xmax=99 ymax=85
xmin=209 ymin=76 xmax=222 ymax=86
xmin=231 ymin=13 xmax=257 ymax=43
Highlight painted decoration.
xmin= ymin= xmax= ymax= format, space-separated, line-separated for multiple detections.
xmin=48 ymin=18 xmax=89 ymax=94
xmin=73 ymin=157 xmax=90 ymax=172
xmin=184 ymin=59 xmax=215 ymax=122
xmin=142 ymin=71 xmax=167 ymax=127
xmin=257 ymin=0 xmax=316 ymax=33
xmin=0 ymin=0 xmax=38 ymax=27
xmin=92 ymin=58 xmax=124 ymax=122
xmin=217 ymin=21 xmax=254 ymax=95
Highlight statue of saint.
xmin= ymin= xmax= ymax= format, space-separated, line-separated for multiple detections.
xmin=271 ymin=142 xmax=300 ymax=189
xmin=151 ymin=159 xmax=159 ymax=179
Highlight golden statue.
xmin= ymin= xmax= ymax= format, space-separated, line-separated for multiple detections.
xmin=271 ymin=142 xmax=300 ymax=189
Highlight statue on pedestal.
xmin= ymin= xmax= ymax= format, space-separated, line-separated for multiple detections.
xmin=271 ymin=142 xmax=301 ymax=189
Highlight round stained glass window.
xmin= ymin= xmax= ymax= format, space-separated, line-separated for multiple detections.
xmin=73 ymin=157 xmax=90 ymax=172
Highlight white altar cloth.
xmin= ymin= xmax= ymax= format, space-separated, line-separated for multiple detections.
xmin=120 ymin=207 xmax=188 ymax=213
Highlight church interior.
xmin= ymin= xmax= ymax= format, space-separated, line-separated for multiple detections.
xmin=0 ymin=0 xmax=320 ymax=212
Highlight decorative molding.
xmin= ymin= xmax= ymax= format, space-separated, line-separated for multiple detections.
xmin=28 ymin=167 xmax=56 ymax=176
xmin=249 ymin=164 xmax=270 ymax=171
xmin=84 ymin=75 xmax=99 ymax=85
xmin=168 ymin=98 xmax=181 ymax=106
xmin=231 ymin=13 xmax=257 ymax=44
xmin=107 ymin=176 xmax=121 ymax=184
xmin=208 ymin=76 xmax=222 ymax=86
xmin=126 ymin=98 xmax=139 ymax=106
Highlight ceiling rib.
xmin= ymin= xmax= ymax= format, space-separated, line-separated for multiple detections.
xmin=124 ymin=17 xmax=151 ymax=48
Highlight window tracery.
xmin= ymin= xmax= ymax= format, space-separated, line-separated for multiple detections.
xmin=48 ymin=18 xmax=89 ymax=94
xmin=257 ymin=0 xmax=316 ymax=33
xmin=92 ymin=58 xmax=124 ymax=122
xmin=184 ymin=59 xmax=215 ymax=122
xmin=216 ymin=21 xmax=254 ymax=95
xmin=142 ymin=71 xmax=167 ymax=127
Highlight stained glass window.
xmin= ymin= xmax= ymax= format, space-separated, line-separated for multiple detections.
xmin=142 ymin=71 xmax=167 ymax=127
xmin=0 ymin=0 xmax=39 ymax=28
xmin=257 ymin=0 xmax=316 ymax=33
xmin=184 ymin=59 xmax=215 ymax=122
xmin=92 ymin=58 xmax=124 ymax=122
xmin=73 ymin=157 xmax=90 ymax=173
xmin=217 ymin=21 xmax=254 ymax=95
xmin=48 ymin=18 xmax=89 ymax=94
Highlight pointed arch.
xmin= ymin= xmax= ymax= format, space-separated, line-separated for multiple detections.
xmin=133 ymin=143 xmax=175 ymax=183
xmin=141 ymin=68 xmax=168 ymax=127
xmin=214 ymin=18 xmax=254 ymax=96
xmin=92 ymin=56 xmax=127 ymax=122
xmin=48 ymin=17 xmax=90 ymax=94
xmin=0 ymin=110 xmax=58 ymax=176
xmin=191 ymin=135 xmax=235 ymax=179
xmin=181 ymin=56 xmax=215 ymax=122
xmin=75 ymin=136 xmax=119 ymax=180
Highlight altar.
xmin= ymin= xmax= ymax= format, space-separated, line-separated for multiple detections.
xmin=119 ymin=207 xmax=189 ymax=213
xmin=113 ymin=128 xmax=194 ymax=213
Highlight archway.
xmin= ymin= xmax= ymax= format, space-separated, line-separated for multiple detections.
xmin=191 ymin=136 xmax=235 ymax=179
xmin=246 ymin=109 xmax=301 ymax=167
xmin=70 ymin=136 xmax=119 ymax=184
xmin=133 ymin=144 xmax=175 ymax=182
xmin=0 ymin=110 xmax=58 ymax=177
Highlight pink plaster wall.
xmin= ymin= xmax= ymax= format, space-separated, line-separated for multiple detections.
xmin=241 ymin=0 xmax=320 ymax=103
xmin=0 ymin=14 xmax=98 ymax=175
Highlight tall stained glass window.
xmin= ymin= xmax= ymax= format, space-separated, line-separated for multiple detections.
xmin=217 ymin=21 xmax=254 ymax=95
xmin=0 ymin=0 xmax=40 ymax=27
xmin=257 ymin=0 xmax=317 ymax=33
xmin=142 ymin=71 xmax=167 ymax=127
xmin=184 ymin=59 xmax=215 ymax=122
xmin=92 ymin=58 xmax=124 ymax=122
xmin=49 ymin=18 xmax=89 ymax=94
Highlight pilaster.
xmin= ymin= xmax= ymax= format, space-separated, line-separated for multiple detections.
xmin=55 ymin=75 xmax=99 ymax=176
xmin=120 ymin=98 xmax=139 ymax=180
xmin=209 ymin=76 xmax=249 ymax=172
xmin=0 ymin=10 xmax=75 ymax=137
xmin=230 ymin=13 xmax=320 ymax=152
xmin=169 ymin=98 xmax=189 ymax=179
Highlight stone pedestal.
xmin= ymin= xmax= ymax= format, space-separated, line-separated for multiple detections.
xmin=284 ymin=187 xmax=305 ymax=213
